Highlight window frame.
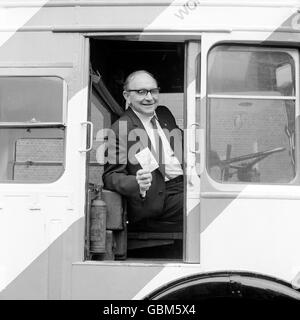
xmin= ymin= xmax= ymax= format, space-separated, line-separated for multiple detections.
xmin=87 ymin=36 xmax=190 ymax=262
xmin=205 ymin=45 xmax=299 ymax=187
xmin=0 ymin=74 xmax=68 ymax=184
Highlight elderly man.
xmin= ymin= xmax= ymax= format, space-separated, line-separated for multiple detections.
xmin=103 ymin=70 xmax=183 ymax=232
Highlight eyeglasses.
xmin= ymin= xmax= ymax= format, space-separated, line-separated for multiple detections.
xmin=126 ymin=88 xmax=160 ymax=96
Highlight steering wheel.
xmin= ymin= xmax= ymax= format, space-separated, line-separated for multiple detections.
xmin=219 ymin=147 xmax=286 ymax=182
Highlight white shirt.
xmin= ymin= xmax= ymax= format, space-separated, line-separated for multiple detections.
xmin=132 ymin=109 xmax=183 ymax=181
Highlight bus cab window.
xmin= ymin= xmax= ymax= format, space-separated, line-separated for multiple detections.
xmin=207 ymin=46 xmax=296 ymax=184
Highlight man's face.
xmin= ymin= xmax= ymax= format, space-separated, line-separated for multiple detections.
xmin=123 ymin=73 xmax=159 ymax=116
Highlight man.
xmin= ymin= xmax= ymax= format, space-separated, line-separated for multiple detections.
xmin=103 ymin=70 xmax=183 ymax=232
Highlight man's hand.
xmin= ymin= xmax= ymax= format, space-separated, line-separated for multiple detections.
xmin=136 ymin=169 xmax=152 ymax=197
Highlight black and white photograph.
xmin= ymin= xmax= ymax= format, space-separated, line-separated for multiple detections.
xmin=0 ymin=0 xmax=300 ymax=315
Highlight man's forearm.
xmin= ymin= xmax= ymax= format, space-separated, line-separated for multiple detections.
xmin=103 ymin=169 xmax=140 ymax=198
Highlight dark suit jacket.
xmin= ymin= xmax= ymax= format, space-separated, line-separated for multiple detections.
xmin=103 ymin=106 xmax=183 ymax=223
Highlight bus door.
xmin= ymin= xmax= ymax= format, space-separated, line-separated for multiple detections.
xmin=0 ymin=32 xmax=89 ymax=299
xmin=199 ymin=33 xmax=300 ymax=281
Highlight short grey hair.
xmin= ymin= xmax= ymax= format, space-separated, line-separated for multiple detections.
xmin=123 ymin=70 xmax=157 ymax=91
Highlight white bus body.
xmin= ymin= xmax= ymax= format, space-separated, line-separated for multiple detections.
xmin=0 ymin=0 xmax=300 ymax=300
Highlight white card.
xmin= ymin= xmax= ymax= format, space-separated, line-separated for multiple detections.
xmin=135 ymin=147 xmax=159 ymax=172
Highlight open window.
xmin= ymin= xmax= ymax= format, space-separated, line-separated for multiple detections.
xmin=86 ymin=39 xmax=185 ymax=261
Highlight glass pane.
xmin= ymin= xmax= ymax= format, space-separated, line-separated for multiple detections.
xmin=207 ymin=98 xmax=295 ymax=183
xmin=0 ymin=77 xmax=63 ymax=122
xmin=0 ymin=128 xmax=65 ymax=182
xmin=16 ymin=138 xmax=63 ymax=162
xmin=208 ymin=46 xmax=295 ymax=96
xmin=14 ymin=165 xmax=63 ymax=182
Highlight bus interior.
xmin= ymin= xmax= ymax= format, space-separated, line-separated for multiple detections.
xmin=86 ymin=39 xmax=185 ymax=261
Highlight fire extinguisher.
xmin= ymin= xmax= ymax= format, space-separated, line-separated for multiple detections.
xmin=90 ymin=186 xmax=107 ymax=253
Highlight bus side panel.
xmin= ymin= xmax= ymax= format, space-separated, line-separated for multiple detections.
xmin=71 ymin=263 xmax=202 ymax=300
xmin=0 ymin=31 xmax=88 ymax=299
xmin=0 ymin=218 xmax=85 ymax=299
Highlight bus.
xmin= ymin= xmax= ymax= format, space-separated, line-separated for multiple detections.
xmin=1 ymin=0 xmax=300 ymax=301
